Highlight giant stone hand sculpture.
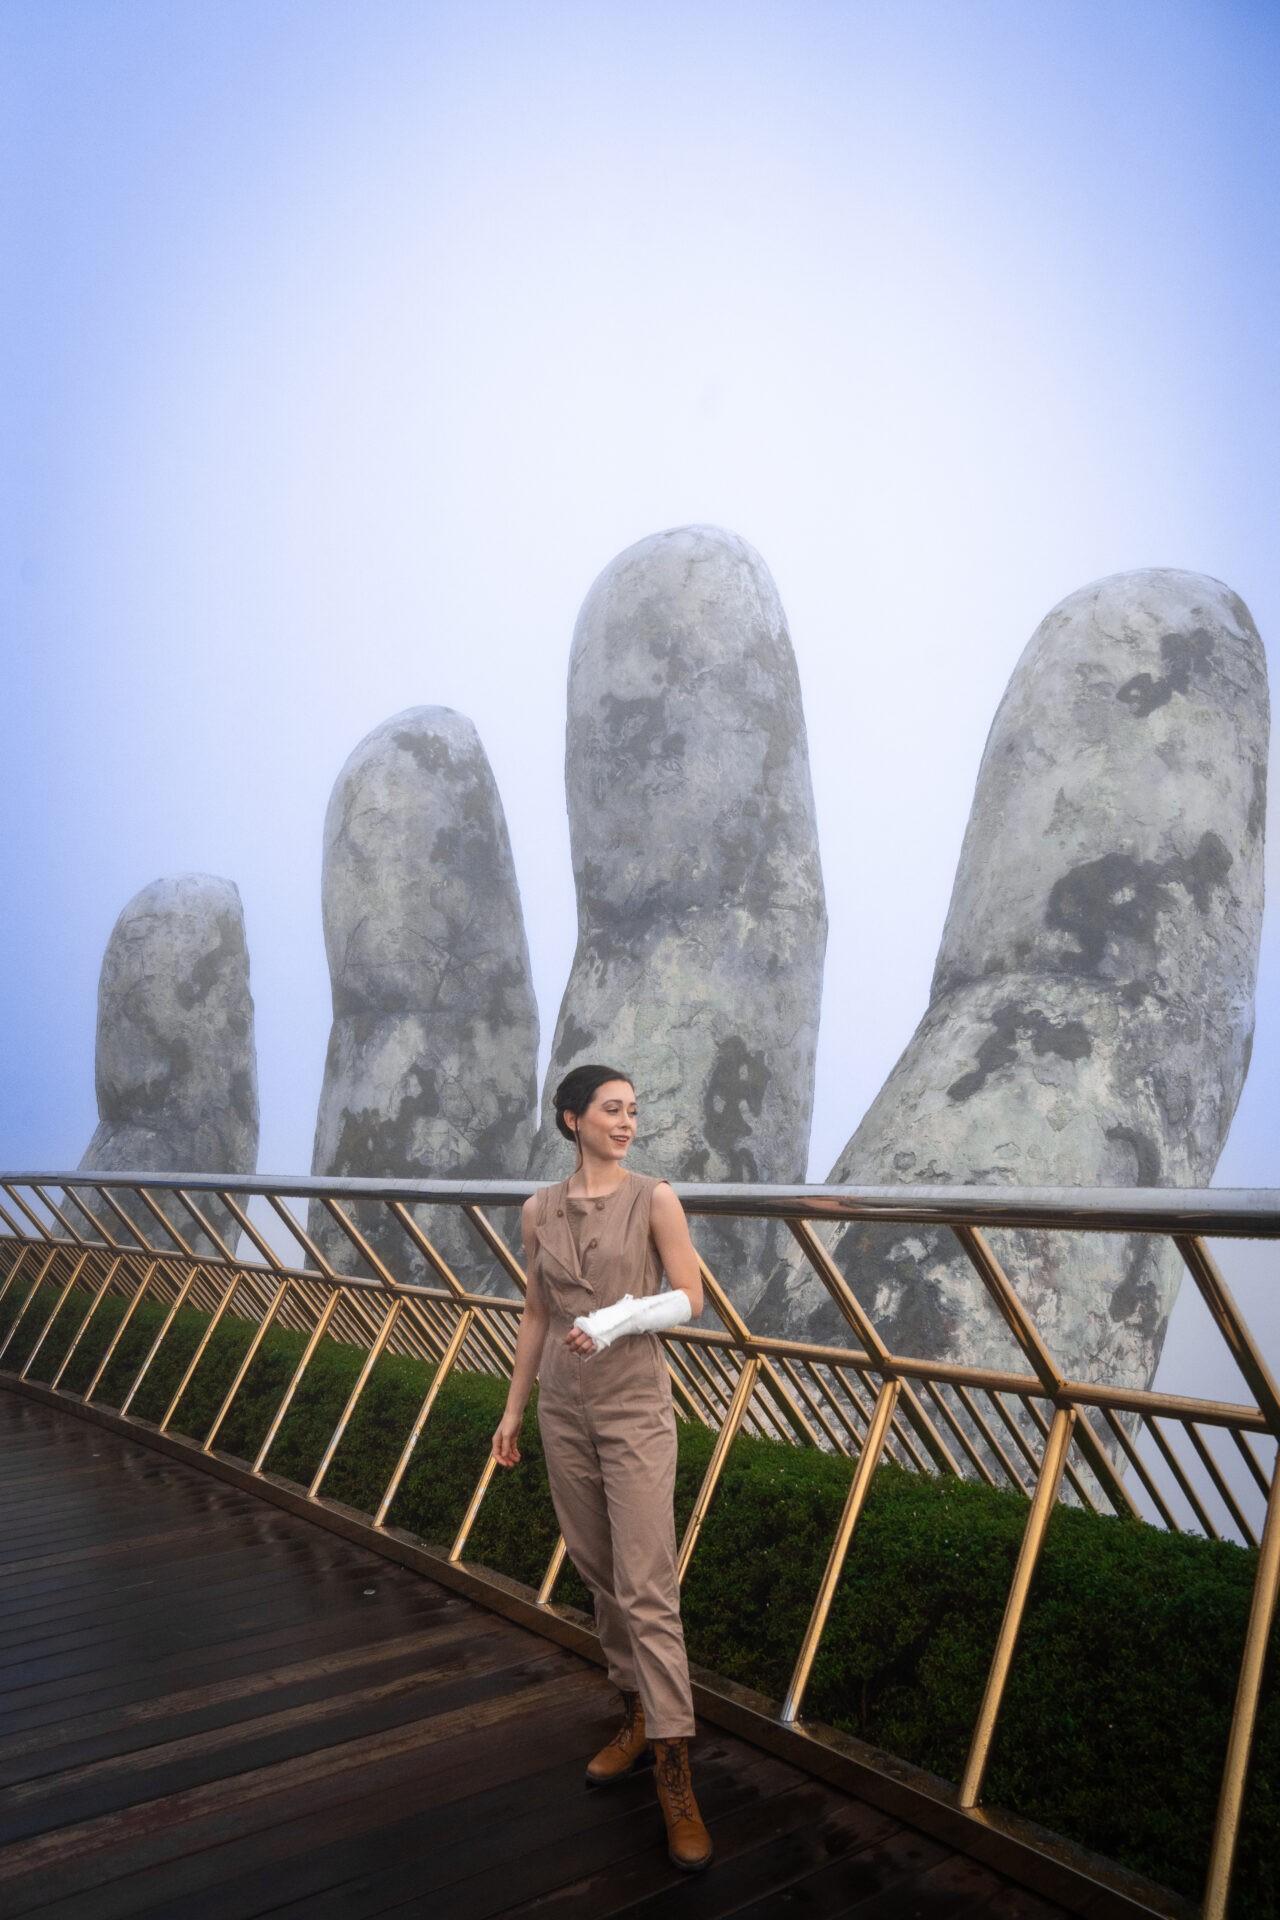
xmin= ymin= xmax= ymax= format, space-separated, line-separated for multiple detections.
xmin=310 ymin=706 xmax=539 ymax=1290
xmin=75 ymin=874 xmax=259 ymax=1251
xmin=758 ymin=569 xmax=1268 ymax=1392
xmin=528 ymin=525 xmax=827 ymax=1307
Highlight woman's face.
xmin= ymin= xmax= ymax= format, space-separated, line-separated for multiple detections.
xmin=571 ymin=1080 xmax=637 ymax=1162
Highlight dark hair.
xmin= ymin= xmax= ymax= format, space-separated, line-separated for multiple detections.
xmin=553 ymin=1063 xmax=634 ymax=1141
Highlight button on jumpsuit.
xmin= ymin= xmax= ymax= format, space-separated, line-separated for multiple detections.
xmin=531 ymin=1170 xmax=696 ymax=1739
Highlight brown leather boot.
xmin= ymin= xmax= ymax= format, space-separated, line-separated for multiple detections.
xmin=652 ymin=1736 xmax=713 ymax=1871
xmin=585 ymin=1690 xmax=652 ymax=1786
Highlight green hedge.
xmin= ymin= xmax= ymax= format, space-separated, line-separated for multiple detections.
xmin=1 ymin=1273 xmax=1276 ymax=1915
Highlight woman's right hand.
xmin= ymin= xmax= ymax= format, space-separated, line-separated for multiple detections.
xmin=492 ymin=1409 xmax=522 ymax=1468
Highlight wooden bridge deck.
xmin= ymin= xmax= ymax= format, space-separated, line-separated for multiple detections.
xmin=0 ymin=1393 xmax=1074 ymax=1919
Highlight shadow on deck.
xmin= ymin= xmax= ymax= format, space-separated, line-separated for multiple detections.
xmin=0 ymin=1394 xmax=1081 ymax=1920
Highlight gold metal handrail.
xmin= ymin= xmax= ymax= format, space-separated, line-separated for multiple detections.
xmin=0 ymin=1168 xmax=1276 ymax=1920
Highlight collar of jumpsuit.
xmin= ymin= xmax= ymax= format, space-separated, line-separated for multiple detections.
xmin=536 ymin=1171 xmax=656 ymax=1305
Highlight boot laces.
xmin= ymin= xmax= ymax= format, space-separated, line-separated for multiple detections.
xmin=607 ymin=1693 xmax=641 ymax=1751
xmin=657 ymin=1741 xmax=698 ymax=1819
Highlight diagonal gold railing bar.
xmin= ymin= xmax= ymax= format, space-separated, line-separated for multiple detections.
xmin=0 ymin=1192 xmax=33 ymax=1241
xmin=1145 ymin=1416 xmax=1219 ymax=1540
xmin=252 ymin=1291 xmax=343 ymax=1471
xmin=815 ymin=1363 xmax=872 ymax=1456
xmin=1101 ymin=1408 xmax=1179 ymax=1531
xmin=373 ymin=1306 xmax=476 ymax=1527
xmin=1177 ymin=1233 xmax=1280 ymax=1434
xmin=159 ymin=1271 xmax=243 ymax=1432
xmin=217 ymin=1189 xmax=290 ymax=1272
xmin=950 ymin=1383 xmax=1023 ymax=1491
xmin=30 ymin=1182 xmax=94 ymax=1245
xmin=1202 ymin=1455 xmax=1280 ymax=1920
xmin=82 ymin=1260 xmax=160 ymax=1403
xmin=959 ymin=1405 xmax=1078 ymax=1809
xmin=0 ymin=1247 xmax=59 ymax=1364
xmin=384 ymin=1201 xmax=469 ymax=1296
xmin=954 ymin=1225 xmax=1139 ymax=1520
xmin=450 ymin=1453 xmax=499 ymax=1562
xmin=787 ymin=1218 xmax=964 ymax=1479
xmin=775 ymin=1356 xmax=844 ymax=1452
xmin=462 ymin=1204 xmax=528 ymax=1294
xmin=82 ymin=1182 xmax=148 ymax=1249
xmin=131 ymin=1183 xmax=199 ymax=1258
xmin=317 ymin=1197 xmax=409 ymax=1294
xmin=645 ymin=1335 xmax=710 ymax=1425
xmin=174 ymin=1188 xmax=240 ymax=1263
xmin=261 ymin=1192 xmax=343 ymax=1280
xmin=1187 ymin=1422 xmax=1257 ymax=1549
xmin=784 ymin=1219 xmax=894 ymax=1366
xmin=50 ymin=1256 xmax=122 ymax=1388
xmin=48 ymin=1188 xmax=110 ymax=1245
xmin=310 ymin=1297 xmax=404 ymax=1498
xmin=0 ymin=1236 xmax=48 ymax=1297
xmin=203 ymin=1278 xmax=292 ymax=1454
xmin=18 ymin=1251 xmax=90 ymax=1381
xmin=3 ymin=1182 xmax=72 ymax=1244
xmin=537 ymin=1536 xmax=569 ymax=1606
xmin=1231 ymin=1428 xmax=1272 ymax=1501
xmin=677 ymin=1356 xmax=762 ymax=1583
xmin=782 ymin=1378 xmax=903 ymax=1723
xmin=119 ymin=1265 xmax=201 ymax=1417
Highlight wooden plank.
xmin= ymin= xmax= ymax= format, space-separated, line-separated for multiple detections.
xmin=497 ymin=1784 xmax=924 ymax=1920
xmin=0 ymin=1641 xmax=581 ymax=1840
xmin=0 ymin=1620 xmax=510 ymax=1782
xmin=0 ymin=1390 xmax=1081 ymax=1920
xmin=0 ymin=1669 xmax=604 ymax=1910
xmin=17 ymin=1693 xmax=622 ymax=1920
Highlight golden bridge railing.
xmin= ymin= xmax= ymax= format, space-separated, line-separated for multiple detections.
xmin=0 ymin=1170 xmax=1277 ymax=1919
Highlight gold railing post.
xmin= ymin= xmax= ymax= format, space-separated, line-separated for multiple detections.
xmin=0 ymin=1240 xmax=35 ymax=1307
xmin=1177 ymin=1234 xmax=1280 ymax=1433
xmin=50 ymin=1257 xmax=122 ymax=1387
xmin=954 ymin=1226 xmax=1139 ymax=1520
xmin=450 ymin=1454 xmax=499 ymax=1561
xmin=537 ymin=1537 xmax=569 ymax=1606
xmin=309 ymin=1297 xmax=404 ymax=1497
xmin=958 ymin=1404 xmax=1077 ymax=1808
xmin=252 ymin=1290 xmax=342 ymax=1471
xmin=0 ymin=1247 xmax=59 ymax=1363
xmin=18 ymin=1252 xmax=89 ymax=1380
xmin=1202 ymin=1457 xmax=1280 ymax=1920
xmin=374 ymin=1306 xmax=474 ymax=1526
xmin=676 ymin=1356 xmax=761 ymax=1583
xmin=202 ymin=1278 xmax=291 ymax=1453
xmin=462 ymin=1203 xmax=528 ymax=1294
xmin=782 ymin=1377 xmax=902 ymax=1722
xmin=159 ymin=1270 xmax=243 ymax=1430
xmin=82 ymin=1260 xmax=159 ymax=1402
xmin=786 ymin=1218 xmax=963 ymax=1478
xmin=120 ymin=1265 xmax=200 ymax=1415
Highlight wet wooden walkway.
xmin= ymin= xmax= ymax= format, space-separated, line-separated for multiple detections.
xmin=0 ymin=1393 xmax=1073 ymax=1919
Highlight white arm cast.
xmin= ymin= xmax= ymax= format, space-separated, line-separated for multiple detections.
xmin=572 ymin=1289 xmax=692 ymax=1353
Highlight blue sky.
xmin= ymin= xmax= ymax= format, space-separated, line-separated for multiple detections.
xmin=2 ymin=0 xmax=1277 ymax=1394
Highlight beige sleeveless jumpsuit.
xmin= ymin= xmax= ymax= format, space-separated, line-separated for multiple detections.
xmin=531 ymin=1170 xmax=696 ymax=1739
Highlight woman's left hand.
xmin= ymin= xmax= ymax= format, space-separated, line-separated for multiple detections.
xmin=564 ymin=1326 xmax=597 ymax=1356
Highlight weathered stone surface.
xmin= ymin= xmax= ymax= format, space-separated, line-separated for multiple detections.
xmin=529 ymin=526 xmax=827 ymax=1307
xmin=75 ymin=875 xmax=258 ymax=1251
xmin=310 ymin=707 xmax=538 ymax=1289
xmin=758 ymin=570 xmax=1268 ymax=1391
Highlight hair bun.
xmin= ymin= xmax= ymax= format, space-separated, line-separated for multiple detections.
xmin=552 ymin=1063 xmax=633 ymax=1141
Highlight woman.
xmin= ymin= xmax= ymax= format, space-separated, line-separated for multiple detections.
xmin=491 ymin=1064 xmax=713 ymax=1873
